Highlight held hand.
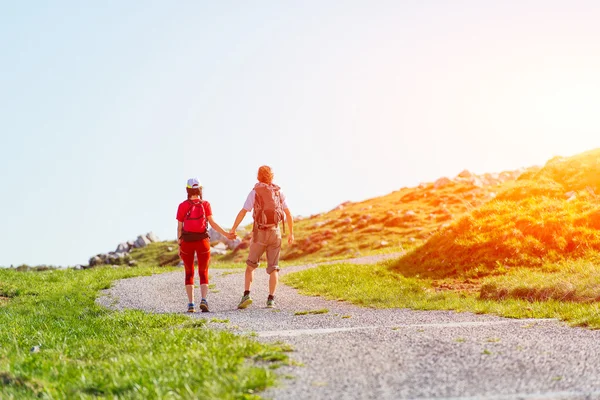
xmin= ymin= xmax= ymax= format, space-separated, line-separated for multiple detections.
xmin=288 ymin=233 xmax=294 ymax=245
xmin=224 ymin=232 xmax=236 ymax=240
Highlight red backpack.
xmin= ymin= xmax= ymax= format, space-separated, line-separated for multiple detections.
xmin=182 ymin=200 xmax=209 ymax=241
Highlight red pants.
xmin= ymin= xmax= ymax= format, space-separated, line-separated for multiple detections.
xmin=179 ymin=239 xmax=210 ymax=286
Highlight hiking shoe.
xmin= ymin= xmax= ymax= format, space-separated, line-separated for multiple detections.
xmin=200 ymin=299 xmax=209 ymax=313
xmin=266 ymin=298 xmax=275 ymax=308
xmin=237 ymin=294 xmax=253 ymax=309
xmin=187 ymin=303 xmax=195 ymax=313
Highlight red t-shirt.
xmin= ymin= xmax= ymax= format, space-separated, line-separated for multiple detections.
xmin=176 ymin=199 xmax=212 ymax=222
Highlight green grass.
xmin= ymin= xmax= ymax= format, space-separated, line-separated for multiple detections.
xmin=0 ymin=266 xmax=288 ymax=399
xmin=480 ymin=257 xmax=600 ymax=302
xmin=129 ymin=241 xmax=180 ymax=266
xmin=209 ymin=318 xmax=230 ymax=324
xmin=293 ymin=309 xmax=329 ymax=316
xmin=282 ymin=259 xmax=600 ymax=328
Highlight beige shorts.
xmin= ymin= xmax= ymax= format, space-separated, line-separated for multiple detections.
xmin=246 ymin=228 xmax=282 ymax=274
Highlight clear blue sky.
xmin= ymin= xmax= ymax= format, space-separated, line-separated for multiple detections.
xmin=2 ymin=1 xmax=599 ymax=266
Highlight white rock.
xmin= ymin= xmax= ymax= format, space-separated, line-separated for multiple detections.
xmin=471 ymin=177 xmax=484 ymax=188
xmin=226 ymin=239 xmax=241 ymax=250
xmin=214 ymin=242 xmax=228 ymax=250
xmin=88 ymin=256 xmax=102 ymax=267
xmin=211 ymin=247 xmax=227 ymax=256
xmin=146 ymin=232 xmax=159 ymax=243
xmin=209 ymin=228 xmax=241 ymax=250
xmin=209 ymin=228 xmax=225 ymax=242
xmin=134 ymin=235 xmax=151 ymax=248
xmin=115 ymin=243 xmax=129 ymax=253
xmin=457 ymin=169 xmax=473 ymax=178
xmin=434 ymin=177 xmax=452 ymax=189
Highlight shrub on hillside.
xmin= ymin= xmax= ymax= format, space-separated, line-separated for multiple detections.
xmin=394 ymin=196 xmax=600 ymax=278
xmin=479 ymin=257 xmax=600 ymax=302
xmin=391 ymin=149 xmax=600 ymax=278
xmin=495 ymin=177 xmax=564 ymax=201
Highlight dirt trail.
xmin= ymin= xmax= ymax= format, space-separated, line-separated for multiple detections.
xmin=98 ymin=255 xmax=600 ymax=400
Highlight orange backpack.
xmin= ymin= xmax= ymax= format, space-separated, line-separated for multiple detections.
xmin=253 ymin=184 xmax=285 ymax=232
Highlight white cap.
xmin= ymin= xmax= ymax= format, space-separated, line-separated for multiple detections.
xmin=186 ymin=178 xmax=201 ymax=189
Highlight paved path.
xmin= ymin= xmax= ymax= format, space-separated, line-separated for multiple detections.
xmin=98 ymin=255 xmax=600 ymax=400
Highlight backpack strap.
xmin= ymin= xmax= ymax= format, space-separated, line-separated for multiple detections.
xmin=185 ymin=199 xmax=198 ymax=219
xmin=278 ymin=191 xmax=286 ymax=234
xmin=252 ymin=189 xmax=263 ymax=231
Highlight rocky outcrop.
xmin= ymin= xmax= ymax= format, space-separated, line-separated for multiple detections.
xmin=211 ymin=242 xmax=228 ymax=256
xmin=87 ymin=232 xmax=160 ymax=268
xmin=434 ymin=177 xmax=453 ymax=189
xmin=208 ymin=228 xmax=242 ymax=250
xmin=86 ymin=228 xmax=248 ymax=269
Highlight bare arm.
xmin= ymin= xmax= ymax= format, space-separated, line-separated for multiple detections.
xmin=229 ymin=209 xmax=248 ymax=234
xmin=284 ymin=208 xmax=294 ymax=245
xmin=207 ymin=215 xmax=234 ymax=239
xmin=177 ymin=221 xmax=183 ymax=244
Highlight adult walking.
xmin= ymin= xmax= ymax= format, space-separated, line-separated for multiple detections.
xmin=229 ymin=166 xmax=294 ymax=309
xmin=177 ymin=178 xmax=234 ymax=313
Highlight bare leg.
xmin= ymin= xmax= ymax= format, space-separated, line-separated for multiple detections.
xmin=269 ymin=270 xmax=278 ymax=296
xmin=245 ymin=266 xmax=255 ymax=291
xmin=185 ymin=285 xmax=194 ymax=303
xmin=200 ymin=283 xmax=208 ymax=299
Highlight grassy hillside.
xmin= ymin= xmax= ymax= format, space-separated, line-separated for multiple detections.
xmin=279 ymin=168 xmax=524 ymax=261
xmin=283 ymin=256 xmax=600 ymax=328
xmin=392 ymin=148 xmax=600 ymax=279
xmin=0 ymin=266 xmax=289 ymax=398
xmin=282 ymin=149 xmax=600 ymax=327
xmin=130 ymin=169 xmax=525 ymax=267
xmin=129 ymin=241 xmax=180 ymax=266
